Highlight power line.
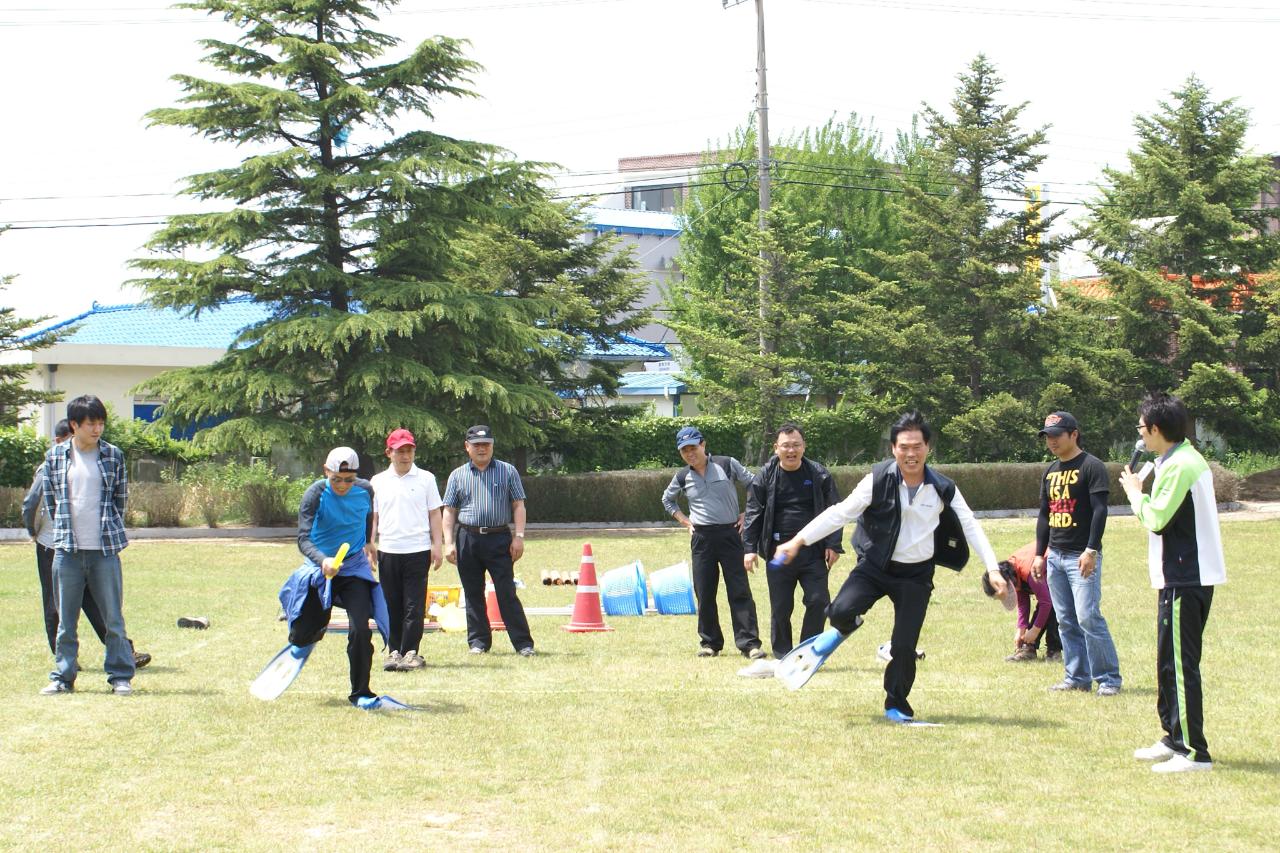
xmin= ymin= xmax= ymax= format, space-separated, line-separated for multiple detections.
xmin=0 ymin=0 xmax=627 ymax=27
xmin=797 ymin=0 xmax=1280 ymax=23
xmin=4 ymin=220 xmax=166 ymax=231
xmin=0 ymin=191 xmax=173 ymax=202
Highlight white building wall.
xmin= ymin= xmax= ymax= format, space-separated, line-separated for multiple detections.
xmin=24 ymin=344 xmax=226 ymax=438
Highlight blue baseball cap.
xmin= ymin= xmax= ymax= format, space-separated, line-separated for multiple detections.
xmin=675 ymin=426 xmax=704 ymax=449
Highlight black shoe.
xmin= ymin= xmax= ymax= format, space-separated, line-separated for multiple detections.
xmin=133 ymin=651 xmax=152 ymax=669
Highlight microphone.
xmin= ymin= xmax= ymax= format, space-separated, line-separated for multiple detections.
xmin=1128 ymin=439 xmax=1146 ymax=473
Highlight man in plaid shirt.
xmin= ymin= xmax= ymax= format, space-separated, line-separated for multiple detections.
xmin=40 ymin=395 xmax=134 ymax=695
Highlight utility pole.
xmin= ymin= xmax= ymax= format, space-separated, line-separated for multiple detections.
xmin=721 ymin=0 xmax=768 ymax=348
xmin=722 ymin=0 xmax=772 ymax=353
xmin=724 ymin=0 xmax=775 ymax=457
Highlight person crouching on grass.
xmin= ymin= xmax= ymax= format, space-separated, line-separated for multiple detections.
xmin=981 ymin=542 xmax=1062 ymax=663
xmin=279 ymin=447 xmax=390 ymax=708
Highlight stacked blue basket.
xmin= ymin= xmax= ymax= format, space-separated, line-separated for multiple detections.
xmin=600 ymin=561 xmax=647 ymax=616
xmin=650 ymin=561 xmax=696 ymax=615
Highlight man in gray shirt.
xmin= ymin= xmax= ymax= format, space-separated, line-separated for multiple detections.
xmin=661 ymin=426 xmax=764 ymax=659
xmin=23 ymin=419 xmax=149 ymax=669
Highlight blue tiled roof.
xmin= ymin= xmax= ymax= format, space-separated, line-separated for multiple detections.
xmin=618 ymin=371 xmax=686 ymax=394
xmin=582 ymin=335 xmax=670 ymax=361
xmin=30 ymin=297 xmax=671 ymax=360
xmin=558 ymin=371 xmax=686 ymax=399
xmin=583 ymin=206 xmax=681 ymax=237
xmin=32 ymin=296 xmax=271 ymax=348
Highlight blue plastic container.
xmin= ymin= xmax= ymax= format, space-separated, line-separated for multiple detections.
xmin=600 ymin=561 xmax=647 ymax=617
xmin=650 ymin=561 xmax=696 ymax=615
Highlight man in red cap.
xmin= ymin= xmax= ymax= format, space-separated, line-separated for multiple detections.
xmin=371 ymin=429 xmax=444 ymax=672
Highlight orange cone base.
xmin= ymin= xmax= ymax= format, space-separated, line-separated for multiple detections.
xmin=563 ymin=543 xmax=611 ymax=632
xmin=562 ymin=622 xmax=614 ymax=633
xmin=485 ymin=584 xmax=507 ymax=632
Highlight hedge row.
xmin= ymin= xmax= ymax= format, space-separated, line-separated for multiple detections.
xmin=0 ymin=461 xmax=1241 ymax=529
xmin=0 ymin=423 xmax=210 ymax=489
xmin=545 ymin=409 xmax=883 ymax=472
xmin=523 ymin=462 xmax=1242 ymax=523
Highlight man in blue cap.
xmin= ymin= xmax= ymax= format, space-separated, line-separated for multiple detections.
xmin=661 ymin=426 xmax=764 ymax=659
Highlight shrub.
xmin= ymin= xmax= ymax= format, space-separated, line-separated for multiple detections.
xmin=522 ymin=460 xmax=1253 ymax=522
xmin=0 ymin=428 xmax=47 ymax=488
xmin=237 ymin=461 xmax=297 ymax=526
xmin=942 ymin=394 xmax=1042 ymax=463
xmin=524 ymin=469 xmax=688 ymax=523
xmin=102 ymin=415 xmax=211 ymax=466
xmin=0 ymin=486 xmax=26 ymax=526
xmin=1208 ymin=462 xmax=1241 ymax=503
xmin=127 ymin=483 xmax=186 ymax=527
xmin=530 ymin=409 xmax=881 ymax=473
xmin=181 ymin=462 xmax=238 ymax=527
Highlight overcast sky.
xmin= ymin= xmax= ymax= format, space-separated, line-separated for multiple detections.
xmin=4 ymin=0 xmax=1280 ymax=327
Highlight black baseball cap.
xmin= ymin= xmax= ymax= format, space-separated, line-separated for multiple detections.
xmin=1038 ymin=411 xmax=1079 ymax=437
xmin=465 ymin=424 xmax=495 ymax=443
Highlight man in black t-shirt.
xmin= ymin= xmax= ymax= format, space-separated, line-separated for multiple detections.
xmin=742 ymin=424 xmax=843 ymax=658
xmin=1031 ymin=411 xmax=1122 ymax=695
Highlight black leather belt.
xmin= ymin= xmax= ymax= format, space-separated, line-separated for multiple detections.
xmin=460 ymin=523 xmax=509 ymax=535
xmin=694 ymin=523 xmax=737 ymax=532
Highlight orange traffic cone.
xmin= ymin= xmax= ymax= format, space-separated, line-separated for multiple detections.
xmin=563 ymin=543 xmax=613 ymax=633
xmin=485 ymin=578 xmax=507 ymax=632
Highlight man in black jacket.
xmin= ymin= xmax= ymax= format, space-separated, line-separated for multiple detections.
xmin=743 ymin=424 xmax=843 ymax=658
xmin=774 ymin=412 xmax=1006 ymax=722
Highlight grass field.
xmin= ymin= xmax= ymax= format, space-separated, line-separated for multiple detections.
xmin=2 ymin=517 xmax=1279 ymax=851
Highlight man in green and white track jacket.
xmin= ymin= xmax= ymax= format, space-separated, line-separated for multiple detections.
xmin=1120 ymin=392 xmax=1227 ymax=774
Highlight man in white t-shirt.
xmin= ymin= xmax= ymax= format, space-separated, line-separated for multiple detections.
xmin=371 ymin=428 xmax=444 ymax=672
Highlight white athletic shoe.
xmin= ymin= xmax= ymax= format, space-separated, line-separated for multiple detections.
xmin=1152 ymin=754 xmax=1211 ymax=774
xmin=737 ymin=658 xmax=777 ymax=678
xmin=1133 ymin=741 xmax=1177 ymax=761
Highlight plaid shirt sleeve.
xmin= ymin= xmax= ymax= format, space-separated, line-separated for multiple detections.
xmin=44 ymin=446 xmax=73 ymax=551
xmin=99 ymin=442 xmax=129 ymax=554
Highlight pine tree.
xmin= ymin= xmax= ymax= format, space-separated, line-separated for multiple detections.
xmin=1086 ymin=76 xmax=1280 ymax=297
xmin=130 ymin=0 xmax=645 ymax=457
xmin=1083 ymin=76 xmax=1280 ymax=447
xmin=0 ymin=234 xmax=64 ymax=426
xmin=669 ymin=203 xmax=840 ymax=449
xmin=871 ymin=55 xmax=1063 ymax=458
xmin=670 ymin=116 xmax=911 ymax=442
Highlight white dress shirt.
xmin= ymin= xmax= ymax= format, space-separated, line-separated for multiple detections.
xmin=796 ymin=469 xmax=998 ymax=572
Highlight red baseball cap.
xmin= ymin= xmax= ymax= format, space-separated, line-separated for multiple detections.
xmin=386 ymin=428 xmax=416 ymax=450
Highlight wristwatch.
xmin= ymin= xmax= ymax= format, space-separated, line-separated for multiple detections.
xmin=514 ymin=532 xmax=525 ymax=538
xmin=1083 ymin=547 xmax=1098 ymax=556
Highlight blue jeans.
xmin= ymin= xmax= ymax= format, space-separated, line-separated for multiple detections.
xmin=51 ymin=549 xmax=134 ymax=686
xmin=1046 ymin=549 xmax=1121 ymax=689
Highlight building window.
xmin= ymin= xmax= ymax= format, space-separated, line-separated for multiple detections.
xmin=132 ymin=395 xmax=225 ymax=441
xmin=629 ymin=184 xmax=680 ymax=212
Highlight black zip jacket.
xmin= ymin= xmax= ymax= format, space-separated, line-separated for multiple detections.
xmin=742 ymin=456 xmax=844 ymax=561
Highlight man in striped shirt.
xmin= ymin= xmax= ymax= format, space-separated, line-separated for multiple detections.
xmin=442 ymin=425 xmax=535 ymax=656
